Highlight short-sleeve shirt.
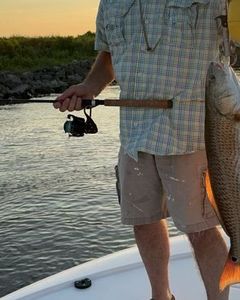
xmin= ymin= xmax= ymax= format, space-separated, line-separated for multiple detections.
xmin=95 ymin=0 xmax=226 ymax=160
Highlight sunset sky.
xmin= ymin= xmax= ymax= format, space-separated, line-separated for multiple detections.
xmin=0 ymin=0 xmax=100 ymax=37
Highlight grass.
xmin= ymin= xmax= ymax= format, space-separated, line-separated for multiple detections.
xmin=0 ymin=32 xmax=96 ymax=72
xmin=0 ymin=33 xmax=239 ymax=72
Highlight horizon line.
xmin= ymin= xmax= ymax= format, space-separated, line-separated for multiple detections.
xmin=0 ymin=31 xmax=96 ymax=39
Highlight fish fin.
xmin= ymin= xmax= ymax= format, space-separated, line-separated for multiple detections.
xmin=220 ymin=254 xmax=240 ymax=291
xmin=205 ymin=171 xmax=224 ymax=224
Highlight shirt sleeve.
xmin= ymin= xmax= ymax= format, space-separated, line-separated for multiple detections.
xmin=95 ymin=0 xmax=110 ymax=52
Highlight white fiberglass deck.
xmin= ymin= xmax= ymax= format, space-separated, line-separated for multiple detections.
xmin=2 ymin=233 xmax=240 ymax=300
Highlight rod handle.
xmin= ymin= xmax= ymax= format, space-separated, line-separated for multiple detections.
xmin=103 ymin=99 xmax=173 ymax=108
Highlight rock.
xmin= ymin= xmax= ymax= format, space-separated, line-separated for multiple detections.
xmin=55 ymin=70 xmax=66 ymax=80
xmin=66 ymin=74 xmax=84 ymax=85
xmin=4 ymin=73 xmax=23 ymax=89
xmin=40 ymin=74 xmax=54 ymax=81
xmin=11 ymin=84 xmax=30 ymax=95
xmin=0 ymin=83 xmax=10 ymax=95
xmin=31 ymin=80 xmax=53 ymax=95
xmin=0 ymin=59 xmax=94 ymax=100
xmin=20 ymin=71 xmax=34 ymax=82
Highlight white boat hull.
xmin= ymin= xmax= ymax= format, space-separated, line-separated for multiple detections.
xmin=2 ymin=233 xmax=240 ymax=300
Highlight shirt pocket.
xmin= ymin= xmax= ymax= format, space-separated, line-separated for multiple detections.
xmin=105 ymin=18 xmax=125 ymax=47
xmin=164 ymin=0 xmax=210 ymax=48
xmin=104 ymin=0 xmax=135 ymax=47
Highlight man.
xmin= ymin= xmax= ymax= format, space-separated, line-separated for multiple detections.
xmin=54 ymin=1 xmax=229 ymax=299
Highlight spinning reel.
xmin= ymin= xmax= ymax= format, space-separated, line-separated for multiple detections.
xmin=63 ymin=108 xmax=98 ymax=137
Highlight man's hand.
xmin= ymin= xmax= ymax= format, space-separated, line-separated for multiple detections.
xmin=53 ymin=83 xmax=95 ymax=112
xmin=53 ymin=51 xmax=114 ymax=112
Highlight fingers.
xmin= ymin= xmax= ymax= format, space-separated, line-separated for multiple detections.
xmin=67 ymin=95 xmax=82 ymax=112
xmin=59 ymin=98 xmax=70 ymax=112
xmin=53 ymin=86 xmax=75 ymax=111
xmin=75 ymin=97 xmax=82 ymax=111
xmin=53 ymin=95 xmax=83 ymax=112
xmin=53 ymin=100 xmax=61 ymax=109
xmin=56 ymin=86 xmax=75 ymax=102
xmin=68 ymin=94 xmax=77 ymax=112
xmin=53 ymin=85 xmax=84 ymax=112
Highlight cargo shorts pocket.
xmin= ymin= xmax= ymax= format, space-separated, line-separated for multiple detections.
xmin=201 ymin=168 xmax=216 ymax=219
xmin=115 ymin=165 xmax=121 ymax=205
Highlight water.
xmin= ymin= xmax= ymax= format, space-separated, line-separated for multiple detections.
xmin=0 ymin=86 xmax=181 ymax=297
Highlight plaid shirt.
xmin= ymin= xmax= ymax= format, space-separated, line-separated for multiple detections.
xmin=95 ymin=0 xmax=226 ymax=160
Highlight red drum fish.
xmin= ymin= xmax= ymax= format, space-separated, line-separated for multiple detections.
xmin=205 ymin=62 xmax=240 ymax=291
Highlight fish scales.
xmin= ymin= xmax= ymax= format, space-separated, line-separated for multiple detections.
xmin=205 ymin=62 xmax=240 ymax=290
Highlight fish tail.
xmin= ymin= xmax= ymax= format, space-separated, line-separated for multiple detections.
xmin=220 ymin=253 xmax=240 ymax=291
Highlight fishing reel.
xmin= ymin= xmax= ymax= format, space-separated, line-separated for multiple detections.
xmin=63 ymin=108 xmax=98 ymax=137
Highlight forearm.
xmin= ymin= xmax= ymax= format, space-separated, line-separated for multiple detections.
xmin=54 ymin=51 xmax=114 ymax=111
xmin=83 ymin=51 xmax=115 ymax=97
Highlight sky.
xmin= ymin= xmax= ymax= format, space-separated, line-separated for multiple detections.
xmin=0 ymin=0 xmax=100 ymax=37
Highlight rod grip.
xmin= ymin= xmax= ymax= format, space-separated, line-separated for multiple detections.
xmin=103 ymin=99 xmax=173 ymax=108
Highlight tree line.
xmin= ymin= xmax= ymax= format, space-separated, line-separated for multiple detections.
xmin=0 ymin=32 xmax=96 ymax=71
xmin=0 ymin=32 xmax=239 ymax=72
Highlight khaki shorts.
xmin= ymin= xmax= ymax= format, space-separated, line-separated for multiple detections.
xmin=116 ymin=148 xmax=219 ymax=233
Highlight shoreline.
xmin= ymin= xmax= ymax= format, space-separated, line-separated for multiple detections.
xmin=0 ymin=59 xmax=95 ymax=101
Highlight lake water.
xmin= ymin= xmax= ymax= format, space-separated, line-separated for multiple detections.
xmin=0 ymin=86 xmax=181 ymax=297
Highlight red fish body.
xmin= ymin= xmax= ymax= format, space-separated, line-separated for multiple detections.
xmin=205 ymin=62 xmax=240 ymax=291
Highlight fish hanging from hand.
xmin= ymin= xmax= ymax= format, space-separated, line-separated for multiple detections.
xmin=205 ymin=62 xmax=240 ymax=291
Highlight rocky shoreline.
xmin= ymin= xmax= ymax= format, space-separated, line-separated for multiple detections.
xmin=0 ymin=59 xmax=95 ymax=101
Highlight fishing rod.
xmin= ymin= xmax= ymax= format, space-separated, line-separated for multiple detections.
xmin=0 ymin=98 xmax=173 ymax=137
xmin=0 ymin=98 xmax=173 ymax=109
